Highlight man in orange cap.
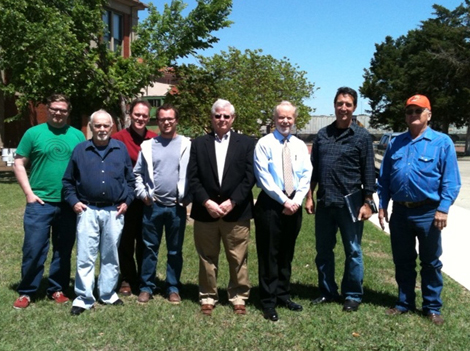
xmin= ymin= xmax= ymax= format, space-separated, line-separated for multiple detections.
xmin=377 ymin=94 xmax=461 ymax=326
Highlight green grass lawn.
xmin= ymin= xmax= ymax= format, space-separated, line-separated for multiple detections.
xmin=1 ymin=173 xmax=469 ymax=350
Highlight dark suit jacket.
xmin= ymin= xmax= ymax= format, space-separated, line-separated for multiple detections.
xmin=188 ymin=131 xmax=255 ymax=222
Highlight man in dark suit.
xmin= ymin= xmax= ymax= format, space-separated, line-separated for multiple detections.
xmin=188 ymin=99 xmax=256 ymax=316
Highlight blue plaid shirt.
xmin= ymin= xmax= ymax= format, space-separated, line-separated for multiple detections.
xmin=311 ymin=122 xmax=376 ymax=207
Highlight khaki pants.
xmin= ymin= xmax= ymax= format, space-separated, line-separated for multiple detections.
xmin=194 ymin=219 xmax=251 ymax=305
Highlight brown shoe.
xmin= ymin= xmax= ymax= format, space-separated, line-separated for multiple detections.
xmin=233 ymin=304 xmax=246 ymax=315
xmin=138 ymin=292 xmax=152 ymax=303
xmin=168 ymin=292 xmax=181 ymax=305
xmin=386 ymin=307 xmax=408 ymax=316
xmin=427 ymin=313 xmax=444 ymax=326
xmin=118 ymin=282 xmax=132 ymax=296
xmin=201 ymin=304 xmax=214 ymax=316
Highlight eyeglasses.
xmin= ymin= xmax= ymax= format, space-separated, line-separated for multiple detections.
xmin=132 ymin=113 xmax=149 ymax=119
xmin=158 ymin=118 xmax=176 ymax=124
xmin=405 ymin=108 xmax=425 ymax=115
xmin=93 ymin=124 xmax=111 ymax=129
xmin=214 ymin=114 xmax=231 ymax=119
xmin=49 ymin=107 xmax=69 ymax=114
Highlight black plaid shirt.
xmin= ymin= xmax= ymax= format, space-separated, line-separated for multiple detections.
xmin=311 ymin=122 xmax=376 ymax=207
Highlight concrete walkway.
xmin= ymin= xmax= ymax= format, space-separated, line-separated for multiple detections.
xmin=370 ymin=157 xmax=470 ymax=290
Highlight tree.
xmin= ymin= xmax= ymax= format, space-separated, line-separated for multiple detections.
xmin=0 ymin=0 xmax=232 ymax=142
xmin=360 ymin=1 xmax=470 ymax=155
xmin=167 ymin=47 xmax=316 ymax=137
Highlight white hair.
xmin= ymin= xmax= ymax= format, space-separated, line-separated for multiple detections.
xmin=273 ymin=101 xmax=298 ymax=118
xmin=211 ymin=99 xmax=235 ymax=115
xmin=89 ymin=109 xmax=114 ymax=126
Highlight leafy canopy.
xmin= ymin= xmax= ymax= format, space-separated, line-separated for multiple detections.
xmin=0 ymin=0 xmax=232 ymax=125
xmin=360 ymin=0 xmax=470 ymax=135
xmin=168 ymin=47 xmax=316 ymax=137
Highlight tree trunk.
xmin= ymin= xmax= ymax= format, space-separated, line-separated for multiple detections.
xmin=117 ymin=95 xmax=127 ymax=131
xmin=0 ymin=71 xmax=5 ymax=149
xmin=442 ymin=121 xmax=450 ymax=135
xmin=465 ymin=122 xmax=470 ymax=156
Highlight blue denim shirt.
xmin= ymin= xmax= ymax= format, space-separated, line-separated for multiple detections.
xmin=378 ymin=127 xmax=461 ymax=213
xmin=63 ymin=139 xmax=135 ymax=207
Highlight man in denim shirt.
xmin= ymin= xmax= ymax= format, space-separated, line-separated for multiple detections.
xmin=306 ymin=87 xmax=376 ymax=312
xmin=377 ymin=94 xmax=461 ymax=326
xmin=63 ymin=109 xmax=135 ymax=316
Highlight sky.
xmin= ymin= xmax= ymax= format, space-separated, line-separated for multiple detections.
xmin=142 ymin=0 xmax=464 ymax=115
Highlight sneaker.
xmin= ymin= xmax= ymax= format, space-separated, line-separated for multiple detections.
xmin=49 ymin=291 xmax=69 ymax=304
xmin=168 ymin=292 xmax=181 ymax=305
xmin=13 ymin=295 xmax=31 ymax=309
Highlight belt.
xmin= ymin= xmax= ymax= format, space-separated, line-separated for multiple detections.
xmin=396 ymin=199 xmax=437 ymax=209
xmin=83 ymin=201 xmax=116 ymax=208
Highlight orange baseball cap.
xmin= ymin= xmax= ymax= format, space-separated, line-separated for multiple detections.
xmin=406 ymin=94 xmax=431 ymax=110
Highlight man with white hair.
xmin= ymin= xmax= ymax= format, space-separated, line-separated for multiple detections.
xmin=188 ymin=99 xmax=256 ymax=316
xmin=254 ymin=101 xmax=312 ymax=322
xmin=63 ymin=109 xmax=135 ymax=316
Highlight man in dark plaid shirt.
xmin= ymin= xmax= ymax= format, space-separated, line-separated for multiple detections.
xmin=305 ymin=87 xmax=376 ymax=312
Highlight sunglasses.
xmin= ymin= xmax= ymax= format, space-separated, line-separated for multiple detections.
xmin=214 ymin=114 xmax=231 ymax=119
xmin=49 ymin=107 xmax=69 ymax=114
xmin=405 ymin=108 xmax=425 ymax=115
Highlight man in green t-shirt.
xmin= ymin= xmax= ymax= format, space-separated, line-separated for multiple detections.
xmin=12 ymin=94 xmax=85 ymax=309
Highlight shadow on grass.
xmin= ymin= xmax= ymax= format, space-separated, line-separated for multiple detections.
xmin=168 ymin=281 xmax=396 ymax=310
xmin=9 ymin=277 xmax=75 ymax=301
xmin=0 ymin=171 xmax=16 ymax=184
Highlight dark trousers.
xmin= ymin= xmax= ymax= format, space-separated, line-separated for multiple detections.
xmin=118 ymin=200 xmax=144 ymax=287
xmin=18 ymin=201 xmax=76 ymax=296
xmin=254 ymin=191 xmax=302 ymax=309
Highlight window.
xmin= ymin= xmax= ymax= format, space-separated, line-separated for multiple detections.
xmin=102 ymin=10 xmax=123 ymax=53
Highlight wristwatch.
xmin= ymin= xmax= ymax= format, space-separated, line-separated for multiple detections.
xmin=364 ymin=199 xmax=378 ymax=213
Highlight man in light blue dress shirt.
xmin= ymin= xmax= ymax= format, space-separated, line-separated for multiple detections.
xmin=254 ymin=101 xmax=312 ymax=322
xmin=378 ymin=94 xmax=461 ymax=326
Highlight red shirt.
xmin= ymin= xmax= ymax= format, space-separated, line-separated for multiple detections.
xmin=111 ymin=127 xmax=157 ymax=166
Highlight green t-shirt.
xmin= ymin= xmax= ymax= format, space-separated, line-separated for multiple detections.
xmin=16 ymin=123 xmax=86 ymax=202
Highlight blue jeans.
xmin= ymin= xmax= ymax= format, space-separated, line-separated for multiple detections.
xmin=18 ymin=201 xmax=76 ymax=296
xmin=140 ymin=202 xmax=186 ymax=295
xmin=315 ymin=203 xmax=364 ymax=302
xmin=389 ymin=203 xmax=443 ymax=314
xmin=72 ymin=206 xmax=123 ymax=309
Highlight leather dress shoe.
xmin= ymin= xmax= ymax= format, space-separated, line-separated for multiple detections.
xmin=342 ymin=299 xmax=360 ymax=312
xmin=201 ymin=304 xmax=214 ymax=316
xmin=278 ymin=299 xmax=303 ymax=311
xmin=138 ymin=292 xmax=152 ymax=303
xmin=233 ymin=304 xmax=246 ymax=315
xmin=118 ymin=282 xmax=132 ymax=296
xmin=263 ymin=308 xmax=279 ymax=322
xmin=311 ymin=296 xmax=341 ymax=305
xmin=112 ymin=299 xmax=124 ymax=306
xmin=168 ymin=292 xmax=181 ymax=305
xmin=427 ymin=313 xmax=444 ymax=326
xmin=70 ymin=306 xmax=86 ymax=316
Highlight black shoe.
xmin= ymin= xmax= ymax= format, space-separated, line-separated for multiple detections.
xmin=343 ymin=299 xmax=360 ymax=312
xmin=311 ymin=296 xmax=341 ymax=305
xmin=70 ymin=306 xmax=86 ymax=316
xmin=263 ymin=308 xmax=279 ymax=322
xmin=278 ymin=299 xmax=303 ymax=311
xmin=112 ymin=299 xmax=124 ymax=306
